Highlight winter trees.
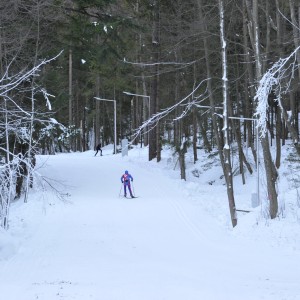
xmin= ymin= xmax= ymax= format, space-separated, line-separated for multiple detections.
xmin=0 ymin=54 xmax=61 ymax=229
xmin=255 ymin=46 xmax=300 ymax=218
xmin=2 ymin=0 xmax=300 ymax=227
xmin=117 ymin=0 xmax=300 ymax=224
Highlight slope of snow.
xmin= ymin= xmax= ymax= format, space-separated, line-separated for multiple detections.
xmin=0 ymin=144 xmax=300 ymax=300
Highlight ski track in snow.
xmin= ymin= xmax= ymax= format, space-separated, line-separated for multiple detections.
xmin=1 ymin=148 xmax=300 ymax=300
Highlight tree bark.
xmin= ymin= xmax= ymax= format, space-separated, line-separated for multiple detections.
xmin=242 ymin=1 xmax=257 ymax=164
xmin=196 ymin=0 xmax=225 ymax=169
xmin=253 ymin=0 xmax=278 ymax=218
xmin=179 ymin=137 xmax=188 ymax=181
xmin=95 ymin=74 xmax=101 ymax=148
xmin=192 ymin=108 xmax=198 ymax=163
xmin=275 ymin=105 xmax=281 ymax=169
xmin=197 ymin=114 xmax=212 ymax=152
xmin=149 ymin=0 xmax=160 ymax=161
xmin=69 ymin=49 xmax=73 ymax=127
xmin=289 ymin=0 xmax=300 ymax=80
xmin=219 ymin=0 xmax=237 ymax=227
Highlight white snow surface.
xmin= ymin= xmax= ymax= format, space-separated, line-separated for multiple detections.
xmin=1 ymin=144 xmax=300 ymax=300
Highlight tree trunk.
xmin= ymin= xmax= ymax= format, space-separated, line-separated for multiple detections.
xmin=142 ymin=73 xmax=149 ymax=147
xmin=149 ymin=0 xmax=160 ymax=161
xmin=196 ymin=0 xmax=225 ymax=169
xmin=179 ymin=138 xmax=188 ymax=181
xmin=253 ymin=0 xmax=278 ymax=218
xmin=261 ymin=134 xmax=278 ymax=218
xmin=219 ymin=0 xmax=237 ymax=227
xmin=289 ymin=0 xmax=300 ymax=80
xmin=174 ymin=50 xmax=182 ymax=150
xmin=262 ymin=0 xmax=271 ymax=74
xmin=197 ymin=114 xmax=212 ymax=152
xmin=232 ymin=37 xmax=253 ymax=182
xmin=192 ymin=108 xmax=198 ymax=163
xmin=275 ymin=1 xmax=300 ymax=153
xmin=69 ymin=49 xmax=73 ymax=127
xmin=95 ymin=74 xmax=101 ymax=148
xmin=275 ymin=105 xmax=281 ymax=169
xmin=242 ymin=0 xmax=257 ymax=164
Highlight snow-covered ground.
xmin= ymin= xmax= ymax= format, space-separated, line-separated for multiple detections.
xmin=1 ymin=143 xmax=300 ymax=300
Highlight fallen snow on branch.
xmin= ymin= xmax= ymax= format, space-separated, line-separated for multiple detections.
xmin=254 ymin=46 xmax=300 ymax=136
xmin=131 ymin=79 xmax=209 ymax=143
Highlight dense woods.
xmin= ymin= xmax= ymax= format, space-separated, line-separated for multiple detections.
xmin=1 ymin=0 xmax=300 ymax=228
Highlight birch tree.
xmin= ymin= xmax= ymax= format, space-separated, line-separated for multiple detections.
xmin=218 ymin=0 xmax=237 ymax=227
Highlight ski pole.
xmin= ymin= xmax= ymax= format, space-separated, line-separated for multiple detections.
xmin=119 ymin=184 xmax=123 ymax=197
xmin=131 ymin=182 xmax=135 ymax=197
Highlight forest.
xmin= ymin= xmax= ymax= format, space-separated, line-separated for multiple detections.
xmin=1 ymin=0 xmax=300 ymax=228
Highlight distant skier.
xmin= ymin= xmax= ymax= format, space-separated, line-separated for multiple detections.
xmin=94 ymin=143 xmax=102 ymax=156
xmin=121 ymin=170 xmax=134 ymax=198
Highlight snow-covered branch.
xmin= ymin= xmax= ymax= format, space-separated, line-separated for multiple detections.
xmin=0 ymin=51 xmax=63 ymax=101
xmin=0 ymin=52 xmax=63 ymax=229
xmin=254 ymin=45 xmax=300 ymax=136
xmin=123 ymin=58 xmax=196 ymax=67
xmin=130 ymin=79 xmax=208 ymax=142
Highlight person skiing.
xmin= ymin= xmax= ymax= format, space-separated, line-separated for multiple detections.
xmin=94 ymin=143 xmax=102 ymax=156
xmin=121 ymin=170 xmax=134 ymax=198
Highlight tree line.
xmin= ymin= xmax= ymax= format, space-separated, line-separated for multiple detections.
xmin=1 ymin=0 xmax=300 ymax=228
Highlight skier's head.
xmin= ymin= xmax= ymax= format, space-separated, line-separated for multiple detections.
xmin=125 ymin=170 xmax=128 ymax=174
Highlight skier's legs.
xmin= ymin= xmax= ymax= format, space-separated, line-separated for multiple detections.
xmin=123 ymin=185 xmax=126 ymax=196
xmin=128 ymin=185 xmax=133 ymax=197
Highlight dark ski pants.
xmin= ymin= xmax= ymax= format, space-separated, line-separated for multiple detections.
xmin=123 ymin=184 xmax=133 ymax=197
xmin=95 ymin=149 xmax=102 ymax=156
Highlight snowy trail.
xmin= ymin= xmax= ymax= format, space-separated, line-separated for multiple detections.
xmin=1 ymin=149 xmax=300 ymax=300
